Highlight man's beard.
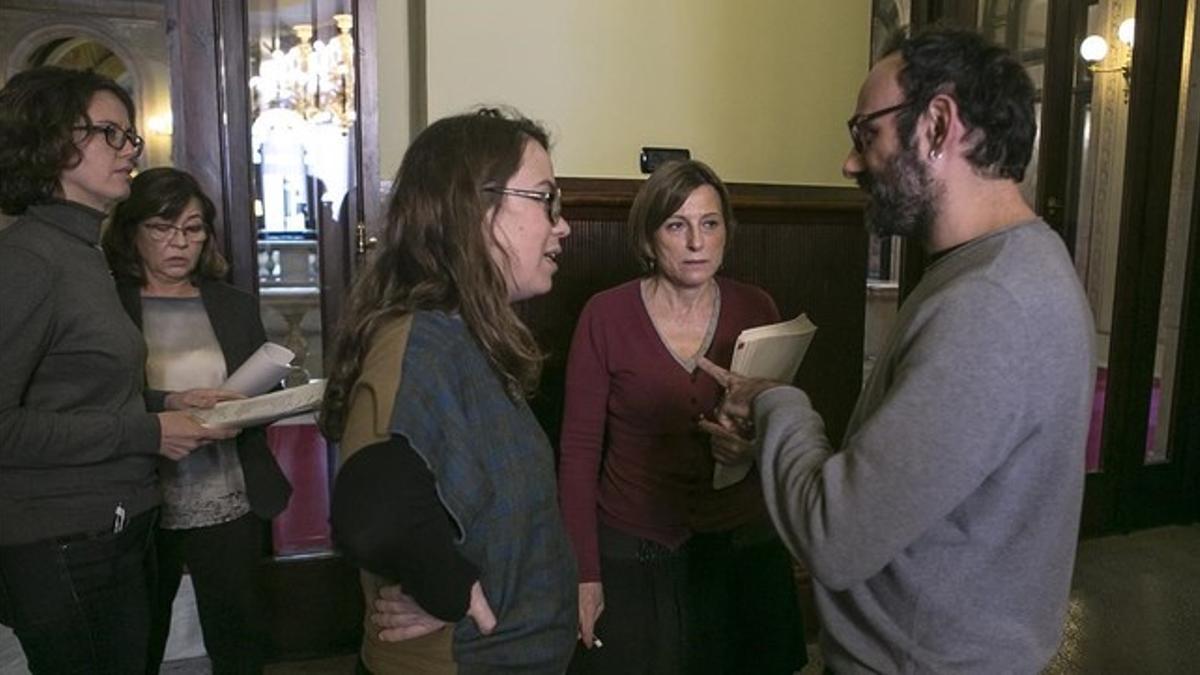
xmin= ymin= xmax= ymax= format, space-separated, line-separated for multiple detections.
xmin=858 ymin=144 xmax=939 ymax=240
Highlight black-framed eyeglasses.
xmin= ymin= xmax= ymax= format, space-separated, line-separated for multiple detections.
xmin=482 ymin=184 xmax=563 ymax=224
xmin=142 ymin=222 xmax=208 ymax=243
xmin=73 ymin=123 xmax=145 ymax=156
xmin=847 ymin=101 xmax=913 ymax=155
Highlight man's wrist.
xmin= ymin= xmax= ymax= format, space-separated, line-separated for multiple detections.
xmin=748 ymin=381 xmax=786 ymax=409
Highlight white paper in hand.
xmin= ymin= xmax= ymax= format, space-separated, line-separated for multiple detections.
xmin=194 ymin=380 xmax=325 ymax=429
xmin=713 ymin=314 xmax=818 ymax=489
xmin=221 ymin=343 xmax=295 ymax=396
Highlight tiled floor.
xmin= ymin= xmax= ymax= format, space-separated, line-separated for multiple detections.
xmin=4 ymin=524 xmax=1199 ymax=674
xmin=1044 ymin=524 xmax=1200 ymax=673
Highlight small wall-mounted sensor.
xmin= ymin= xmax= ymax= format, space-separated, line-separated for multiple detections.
xmin=639 ymin=147 xmax=690 ymax=174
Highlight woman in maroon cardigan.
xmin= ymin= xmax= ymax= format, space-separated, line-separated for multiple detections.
xmin=558 ymin=160 xmax=806 ymax=674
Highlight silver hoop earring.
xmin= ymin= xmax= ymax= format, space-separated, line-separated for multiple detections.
xmin=929 ymin=148 xmax=942 ymax=160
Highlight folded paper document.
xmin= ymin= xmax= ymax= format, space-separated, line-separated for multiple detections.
xmin=713 ymin=314 xmax=817 ymax=489
xmin=194 ymin=380 xmax=325 ymax=429
xmin=221 ymin=342 xmax=295 ymax=396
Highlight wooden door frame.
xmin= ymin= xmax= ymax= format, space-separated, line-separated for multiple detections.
xmin=1172 ymin=156 xmax=1200 ymax=526
xmin=168 ymin=0 xmax=375 ymax=317
xmin=165 ymin=0 xmax=258 ymax=294
xmin=1034 ymin=0 xmax=1087 ymax=247
xmin=166 ymin=0 xmax=233 ymax=286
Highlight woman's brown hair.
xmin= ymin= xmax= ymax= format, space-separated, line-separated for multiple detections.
xmin=627 ymin=159 xmax=736 ymax=273
xmin=319 ymin=108 xmax=550 ymax=440
xmin=0 ymin=66 xmax=137 ymax=215
xmin=104 ymin=167 xmax=228 ymax=284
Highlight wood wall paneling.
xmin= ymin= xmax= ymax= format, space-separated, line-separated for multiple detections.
xmin=520 ymin=178 xmax=868 ymax=449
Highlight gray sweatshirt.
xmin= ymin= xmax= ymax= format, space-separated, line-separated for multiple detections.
xmin=755 ymin=220 xmax=1094 ymax=673
xmin=0 ymin=200 xmax=161 ymax=546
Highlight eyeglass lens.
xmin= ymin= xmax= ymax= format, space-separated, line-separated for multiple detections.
xmin=847 ymin=101 xmax=910 ymax=154
xmin=145 ymin=223 xmax=207 ymax=242
xmin=111 ymin=127 xmax=139 ymax=150
xmin=79 ymin=124 xmax=144 ymax=154
xmin=484 ymin=186 xmax=562 ymax=224
xmin=548 ymin=187 xmax=562 ymax=223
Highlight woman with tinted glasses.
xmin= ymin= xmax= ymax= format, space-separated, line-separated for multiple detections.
xmin=558 ymin=160 xmax=807 ymax=674
xmin=103 ymin=167 xmax=292 ymax=674
xmin=323 ymin=108 xmax=575 ymax=674
xmin=0 ymin=67 xmax=232 ymax=674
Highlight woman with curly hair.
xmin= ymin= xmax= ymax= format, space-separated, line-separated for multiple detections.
xmin=0 ymin=67 xmax=232 ymax=674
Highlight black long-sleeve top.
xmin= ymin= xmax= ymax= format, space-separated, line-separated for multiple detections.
xmin=331 ymin=435 xmax=479 ymax=621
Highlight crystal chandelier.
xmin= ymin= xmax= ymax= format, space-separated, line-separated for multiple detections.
xmin=250 ymin=13 xmax=356 ymax=129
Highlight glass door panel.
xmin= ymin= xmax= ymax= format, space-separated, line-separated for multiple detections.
xmin=246 ymin=0 xmax=359 ymax=556
xmin=1146 ymin=1 xmax=1199 ymax=466
xmin=1069 ymin=0 xmax=1137 ymax=473
xmin=248 ymin=0 xmax=356 ymax=384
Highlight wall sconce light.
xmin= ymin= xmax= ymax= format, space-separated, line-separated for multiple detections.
xmin=147 ymin=112 xmax=173 ymax=136
xmin=1080 ymin=17 xmax=1135 ymax=97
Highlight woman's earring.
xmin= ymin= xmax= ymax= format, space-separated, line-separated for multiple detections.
xmin=929 ymin=147 xmax=942 ymax=160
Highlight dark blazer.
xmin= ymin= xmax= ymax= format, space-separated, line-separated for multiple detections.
xmin=117 ymin=278 xmax=292 ymax=520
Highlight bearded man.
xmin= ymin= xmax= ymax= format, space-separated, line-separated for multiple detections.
xmin=700 ymin=28 xmax=1095 ymax=674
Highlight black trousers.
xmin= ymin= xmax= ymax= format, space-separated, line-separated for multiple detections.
xmin=568 ymin=522 xmax=807 ymax=675
xmin=0 ymin=507 xmax=157 ymax=675
xmin=146 ymin=512 xmax=269 ymax=675
xmin=684 ymin=527 xmax=807 ymax=675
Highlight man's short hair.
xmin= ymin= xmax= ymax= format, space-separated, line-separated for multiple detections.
xmin=883 ymin=27 xmax=1037 ymax=182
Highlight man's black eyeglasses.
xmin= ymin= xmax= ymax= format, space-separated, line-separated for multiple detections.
xmin=482 ymin=185 xmax=562 ymax=224
xmin=847 ymin=101 xmax=914 ymax=155
xmin=74 ymin=123 xmax=145 ymax=156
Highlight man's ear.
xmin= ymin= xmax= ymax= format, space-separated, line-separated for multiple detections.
xmin=923 ymin=93 xmax=959 ymax=159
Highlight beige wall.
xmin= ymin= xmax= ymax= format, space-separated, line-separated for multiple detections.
xmin=377 ymin=1 xmax=871 ymax=185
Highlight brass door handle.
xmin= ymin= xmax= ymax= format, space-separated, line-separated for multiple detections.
xmin=355 ymin=222 xmax=378 ymax=255
xmin=1045 ymin=196 xmax=1063 ymax=219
